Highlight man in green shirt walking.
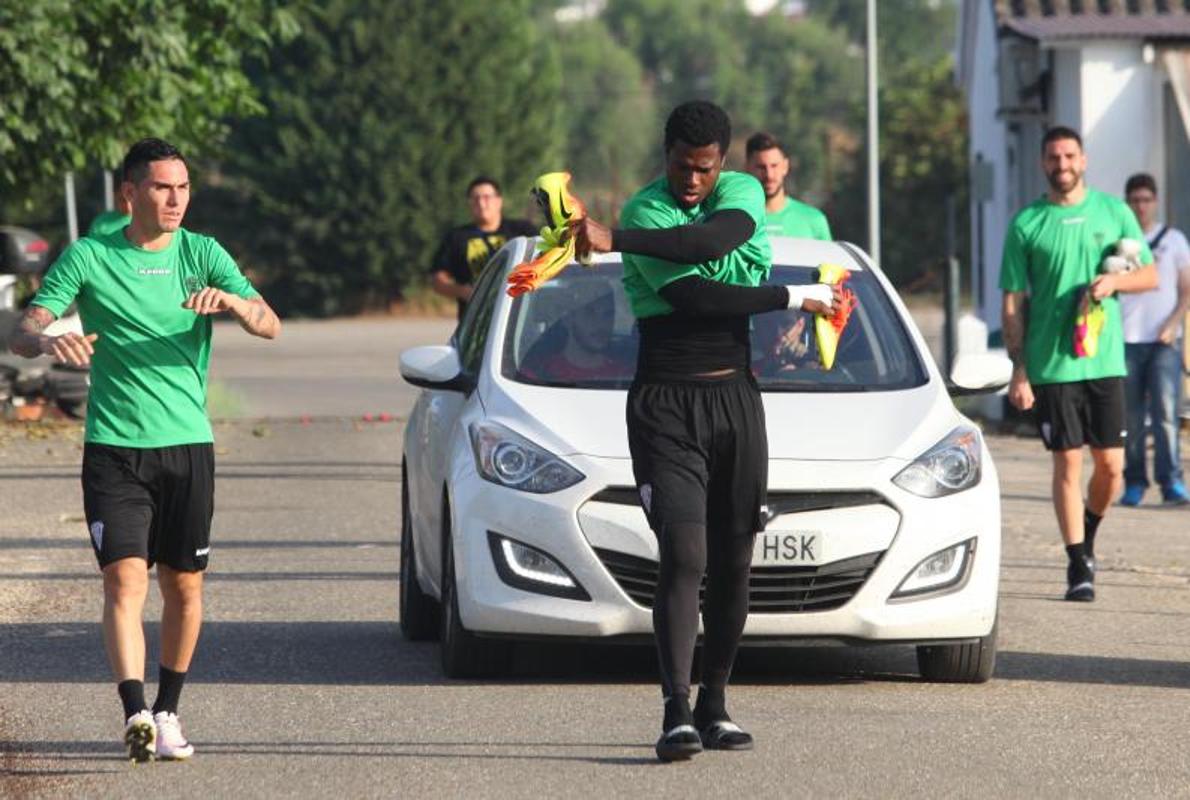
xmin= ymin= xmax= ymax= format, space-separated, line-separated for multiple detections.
xmin=1000 ymin=126 xmax=1156 ymax=602
xmin=8 ymin=138 xmax=281 ymax=762
xmin=744 ymin=132 xmax=831 ymax=240
xmin=574 ymin=101 xmax=839 ymax=761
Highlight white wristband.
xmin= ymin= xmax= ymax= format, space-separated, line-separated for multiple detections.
xmin=785 ymin=283 xmax=834 ymax=310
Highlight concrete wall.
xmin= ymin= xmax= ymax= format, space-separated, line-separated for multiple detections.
xmin=964 ymin=30 xmax=1170 ymax=336
xmin=966 ymin=0 xmax=1011 ymax=333
xmin=1079 ymin=43 xmax=1163 ymax=201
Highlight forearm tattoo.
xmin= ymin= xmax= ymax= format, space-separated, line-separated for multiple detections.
xmin=8 ymin=306 xmax=56 ymax=358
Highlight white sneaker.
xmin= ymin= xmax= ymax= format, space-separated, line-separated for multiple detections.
xmin=153 ymin=711 xmax=195 ymax=760
xmin=124 ymin=710 xmax=156 ymax=763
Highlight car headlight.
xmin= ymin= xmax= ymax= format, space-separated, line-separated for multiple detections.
xmin=890 ymin=539 xmax=975 ymax=599
xmin=487 ymin=532 xmax=590 ymax=601
xmin=469 ymin=420 xmax=585 ymax=494
xmin=892 ymin=426 xmax=982 ymax=498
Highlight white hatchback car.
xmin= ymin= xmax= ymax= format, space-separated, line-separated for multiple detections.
xmin=399 ymin=236 xmax=1009 ymax=681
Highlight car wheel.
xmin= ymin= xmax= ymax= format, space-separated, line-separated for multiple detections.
xmin=399 ymin=466 xmax=439 ymax=641
xmin=55 ymin=398 xmax=87 ymax=419
xmin=439 ymin=507 xmax=510 ymax=679
xmin=916 ymin=615 xmax=998 ymax=683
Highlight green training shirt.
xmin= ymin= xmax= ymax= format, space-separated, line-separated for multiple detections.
xmin=999 ymin=189 xmax=1152 ymax=385
xmin=764 ymin=196 xmax=831 ymax=240
xmin=621 ymin=171 xmax=772 ymax=319
xmin=32 ymin=227 xmax=261 ymax=447
xmin=86 ymin=210 xmax=131 ymax=238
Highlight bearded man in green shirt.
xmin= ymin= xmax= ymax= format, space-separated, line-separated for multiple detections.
xmin=744 ymin=131 xmax=831 ymax=240
xmin=8 ymin=138 xmax=281 ymax=762
xmin=1000 ymin=126 xmax=1156 ymax=603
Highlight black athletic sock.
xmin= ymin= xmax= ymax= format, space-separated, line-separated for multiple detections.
xmin=1065 ymin=543 xmax=1091 ymax=582
xmin=693 ymin=684 xmax=728 ymax=727
xmin=663 ymin=694 xmax=693 ymax=732
xmin=1084 ymin=509 xmax=1103 ymax=560
xmin=118 ymin=679 xmax=147 ymax=720
xmin=152 ymin=665 xmax=187 ymax=716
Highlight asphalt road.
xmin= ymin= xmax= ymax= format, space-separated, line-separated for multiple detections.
xmin=2 ymin=316 xmax=1189 ymax=799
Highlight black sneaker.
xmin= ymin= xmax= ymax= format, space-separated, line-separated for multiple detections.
xmin=1064 ymin=556 xmax=1095 ymax=602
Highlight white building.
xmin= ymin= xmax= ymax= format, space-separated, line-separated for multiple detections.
xmin=956 ymin=0 xmax=1190 ymax=337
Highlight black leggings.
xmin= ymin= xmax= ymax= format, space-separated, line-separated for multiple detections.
xmin=654 ymin=521 xmax=755 ymax=700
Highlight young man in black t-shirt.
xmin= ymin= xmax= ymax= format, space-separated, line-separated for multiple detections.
xmin=430 ymin=176 xmax=537 ymax=319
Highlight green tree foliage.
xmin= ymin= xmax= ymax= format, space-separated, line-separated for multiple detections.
xmin=3 ymin=0 xmax=971 ymax=312
xmin=206 ymin=0 xmax=562 ymax=315
xmin=553 ymin=19 xmax=658 ymax=217
xmin=876 ymin=54 xmax=968 ymax=283
xmin=812 ymin=0 xmax=969 ymax=283
xmin=744 ymin=14 xmax=863 ymax=203
xmin=603 ymin=0 xmax=763 ymax=128
xmin=0 ymin=0 xmax=298 ymax=190
xmin=591 ymin=2 xmax=863 ymax=210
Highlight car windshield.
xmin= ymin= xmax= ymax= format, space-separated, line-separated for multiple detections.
xmin=501 ymin=262 xmax=927 ymax=392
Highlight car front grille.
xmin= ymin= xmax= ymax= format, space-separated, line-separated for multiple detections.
xmin=593 ymin=547 xmax=884 ymax=614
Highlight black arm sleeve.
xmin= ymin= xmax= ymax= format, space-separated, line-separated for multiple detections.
xmin=658 ymin=276 xmax=790 ymax=317
xmin=611 ymin=209 xmax=755 ymax=264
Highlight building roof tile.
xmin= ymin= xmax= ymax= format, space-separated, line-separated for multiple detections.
xmin=994 ymin=0 xmax=1190 ymax=40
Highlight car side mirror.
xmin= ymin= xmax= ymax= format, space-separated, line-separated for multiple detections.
xmin=947 ymin=352 xmax=1013 ymax=397
xmin=399 ymin=345 xmax=474 ymax=392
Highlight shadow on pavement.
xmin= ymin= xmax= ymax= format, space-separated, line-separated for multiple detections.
xmin=0 ymin=537 xmax=395 ymax=550
xmin=4 ymin=619 xmax=1185 ymax=689
xmin=0 ymin=619 xmax=916 ymax=687
xmin=995 ymin=650 xmax=1190 ymax=688
xmin=0 ymin=571 xmax=397 ymax=582
xmin=0 ymin=738 xmax=657 ymax=767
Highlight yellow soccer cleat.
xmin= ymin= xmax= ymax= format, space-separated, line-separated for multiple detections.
xmin=1072 ymin=285 xmax=1105 ymax=359
xmin=813 ymin=262 xmax=857 ymax=370
xmin=507 ymin=172 xmax=590 ymax=297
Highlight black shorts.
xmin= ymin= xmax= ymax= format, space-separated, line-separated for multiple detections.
xmin=1032 ymin=378 xmax=1126 ymax=451
xmin=82 ymin=443 xmax=215 ymax=571
xmin=626 ymin=374 xmax=767 ymax=536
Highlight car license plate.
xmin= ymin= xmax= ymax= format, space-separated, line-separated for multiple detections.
xmin=753 ymin=530 xmax=823 ymax=566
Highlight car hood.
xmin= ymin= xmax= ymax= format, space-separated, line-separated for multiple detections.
xmin=484 ymin=378 xmax=962 ymax=462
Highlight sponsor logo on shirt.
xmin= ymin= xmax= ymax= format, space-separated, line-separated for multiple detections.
xmin=1061 ymin=217 xmax=1085 ymax=226
xmin=138 ymin=268 xmax=172 ymax=276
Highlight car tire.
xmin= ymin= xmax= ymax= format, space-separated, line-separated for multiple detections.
xmin=439 ymin=507 xmax=510 ymax=679
xmin=399 ymin=466 xmax=439 ymax=641
xmin=916 ymin=615 xmax=997 ymax=683
xmin=56 ymin=398 xmax=86 ymax=419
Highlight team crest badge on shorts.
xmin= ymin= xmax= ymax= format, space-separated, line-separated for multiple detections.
xmin=89 ymin=521 xmax=104 ymax=551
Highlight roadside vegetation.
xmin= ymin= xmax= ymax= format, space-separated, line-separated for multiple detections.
xmin=1 ymin=0 xmax=965 ymax=316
